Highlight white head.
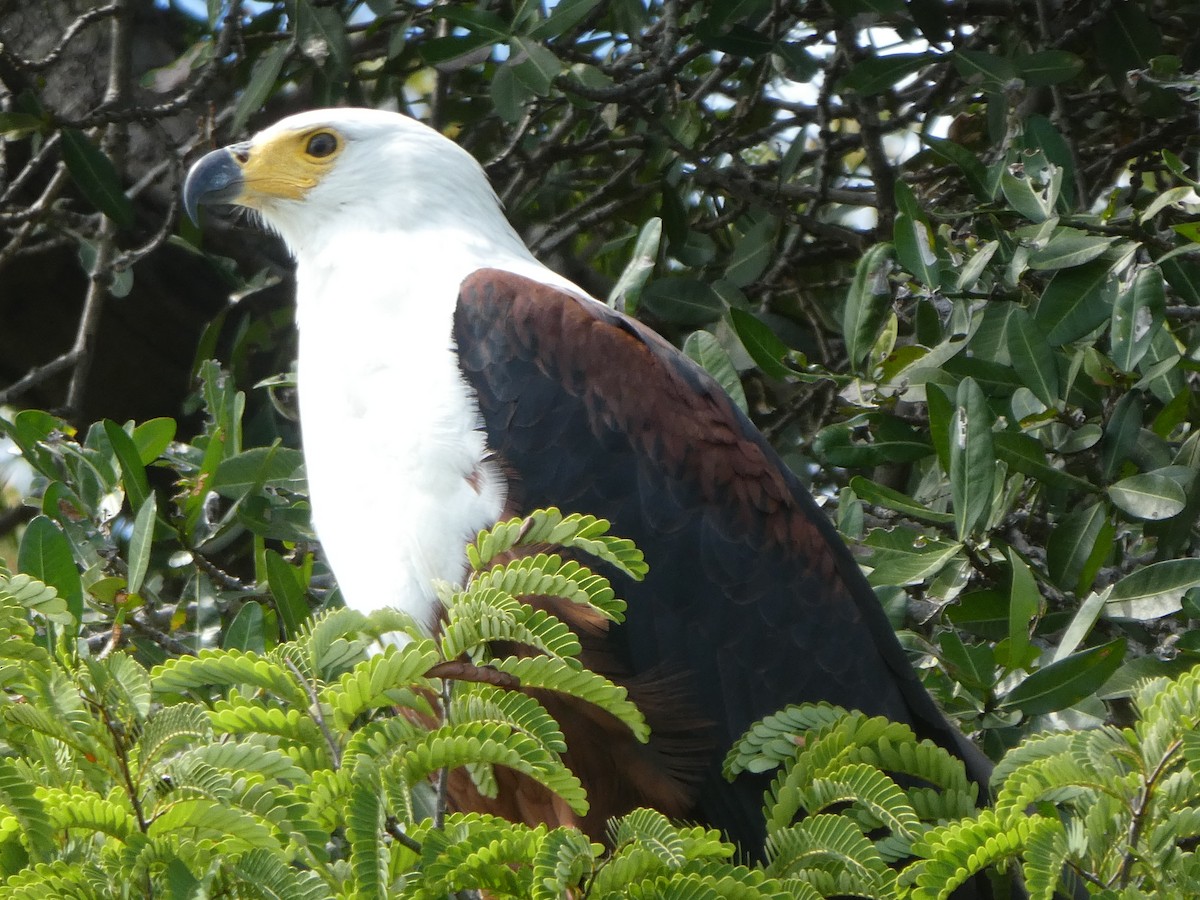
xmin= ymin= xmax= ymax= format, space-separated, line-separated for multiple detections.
xmin=183 ymin=108 xmax=521 ymax=259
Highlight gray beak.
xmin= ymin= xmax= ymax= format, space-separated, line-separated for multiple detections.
xmin=182 ymin=144 xmax=248 ymax=223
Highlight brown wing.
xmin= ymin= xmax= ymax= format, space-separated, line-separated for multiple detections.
xmin=452 ymin=268 xmax=990 ymax=850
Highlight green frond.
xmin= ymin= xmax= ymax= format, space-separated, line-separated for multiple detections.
xmin=84 ymin=652 xmax=152 ymax=723
xmin=440 ymin=591 xmax=583 ymax=662
xmin=531 ymin=826 xmax=597 ymax=900
xmin=207 ymin=698 xmax=332 ymax=768
xmin=724 ymin=703 xmax=850 ymax=777
xmin=146 ymin=796 xmax=278 ymax=852
xmin=345 ymin=758 xmax=389 ymax=898
xmin=220 ymin=847 xmax=336 ymax=899
xmin=449 ymin=684 xmax=568 ymax=754
xmin=1137 ymin=665 xmax=1200 ymax=769
xmin=776 ymin=878 xmax=825 ymax=900
xmin=2 ymin=702 xmax=117 ymax=789
xmin=174 ymin=740 xmax=310 ymax=785
xmin=393 ymin=721 xmax=588 ymax=814
xmin=319 ymin=640 xmax=440 ymax=728
xmin=618 ymin=868 xmax=796 ymax=900
xmin=152 ymin=648 xmax=309 ymax=708
xmin=609 ymin=808 xmax=733 ymax=865
xmin=467 ymin=507 xmax=647 ymax=581
xmin=416 ymin=820 xmax=544 ymax=898
xmin=0 ymin=760 xmax=55 ymax=863
xmin=1021 ymin=815 xmax=1071 ymax=900
xmin=0 ymin=571 xmax=73 ymax=624
xmin=295 ymin=767 xmax=352 ymax=832
xmin=38 ymin=786 xmax=137 ymax=843
xmin=907 ymin=785 xmax=979 ymax=823
xmin=0 ymin=860 xmax=109 ymax=899
xmin=994 ymin=733 xmax=1128 ymax=821
xmin=288 ymin=606 xmax=370 ymax=680
xmin=988 ymin=730 xmax=1076 ymax=789
xmin=797 ymin=762 xmax=922 ymax=839
xmin=491 ymin=654 xmax=649 ymax=742
xmin=764 ymin=813 xmax=894 ymax=892
xmin=470 ymin=553 xmax=625 ymax=620
xmin=905 ymin=809 xmax=1034 ymax=900
xmin=135 ymin=702 xmax=213 ymax=789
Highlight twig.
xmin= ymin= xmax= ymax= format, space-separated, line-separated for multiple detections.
xmin=0 ymin=349 xmax=80 ymax=406
xmin=385 ymin=817 xmax=423 ymax=854
xmin=0 ymin=4 xmax=118 ymax=72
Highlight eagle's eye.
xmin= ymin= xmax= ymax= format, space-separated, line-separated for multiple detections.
xmin=306 ymin=132 xmax=338 ymax=158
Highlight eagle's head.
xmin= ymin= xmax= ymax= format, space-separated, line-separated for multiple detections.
xmin=183 ymin=108 xmax=508 ymax=257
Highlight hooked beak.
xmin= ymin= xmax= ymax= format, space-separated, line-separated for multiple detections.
xmin=182 ymin=144 xmax=249 ymax=223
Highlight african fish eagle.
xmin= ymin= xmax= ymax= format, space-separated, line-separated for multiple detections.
xmin=183 ymin=107 xmax=990 ymax=850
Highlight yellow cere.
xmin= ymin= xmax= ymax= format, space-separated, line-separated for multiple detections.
xmin=234 ymin=127 xmax=345 ymax=206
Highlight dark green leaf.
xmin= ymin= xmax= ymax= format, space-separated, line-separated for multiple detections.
xmin=210 ymin=445 xmax=305 ymax=499
xmin=608 ymin=218 xmax=661 ymax=313
xmin=639 ymin=277 xmax=724 ymax=326
xmin=232 ymin=43 xmax=288 ymax=134
xmin=848 ymin=476 xmax=953 ymax=524
xmin=19 ymin=516 xmax=83 ymax=624
xmin=726 ymin=216 xmax=776 ymax=287
xmin=103 ymin=420 xmax=151 ymax=514
xmin=1108 ymin=471 xmax=1187 ymax=521
xmin=893 ymin=213 xmax=940 ymax=290
xmin=529 ymin=0 xmax=602 ymax=39
xmin=490 ymin=62 xmax=529 ymax=124
xmin=1047 ymin=502 xmax=1113 ymax=595
xmin=60 ymin=129 xmax=134 ymax=228
xmin=295 ymin=1 xmax=352 ymax=80
xmin=224 ymin=601 xmax=266 ymax=653
xmin=728 ymin=308 xmax=791 ymax=381
xmin=132 ymin=418 xmax=176 ymax=465
xmin=1111 ymin=265 xmax=1166 ymax=372
xmin=907 ymin=0 xmax=950 ymax=44
xmin=843 ymin=243 xmax=894 ymax=371
xmin=1000 ymin=639 xmax=1125 ymax=716
xmin=433 ymin=6 xmax=510 ymax=38
xmin=1033 ymin=258 xmax=1117 ymax=345
xmin=1013 ymin=50 xmax=1084 ymax=87
xmin=264 ymin=550 xmax=309 ymax=638
xmin=683 ymin=331 xmax=747 ymax=415
xmin=1106 ymin=559 xmax=1200 ymax=620
xmin=949 ymin=377 xmax=994 ymax=539
xmin=1007 ymin=549 xmax=1040 ymax=667
xmin=863 ymin=527 xmax=961 ymax=586
xmin=127 ymin=495 xmax=157 ymax=596
xmin=1005 ymin=309 xmax=1059 ymax=407
xmin=1027 ymin=229 xmax=1115 ymax=270
xmin=938 ymin=632 xmax=996 ymax=693
xmin=0 ymin=111 xmax=47 ymax=140
xmin=993 ymin=431 xmax=1097 ymax=493
xmin=954 ymin=50 xmax=1017 ymax=92
xmin=814 ymin=414 xmax=933 ymax=467
xmin=419 ymin=33 xmax=495 ymax=65
xmin=511 ymin=37 xmax=562 ymax=96
xmin=838 ymin=54 xmax=932 ymax=96
xmin=1100 ymin=391 xmax=1143 ymax=481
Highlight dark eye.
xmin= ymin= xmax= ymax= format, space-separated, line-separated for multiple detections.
xmin=306 ymin=132 xmax=338 ymax=158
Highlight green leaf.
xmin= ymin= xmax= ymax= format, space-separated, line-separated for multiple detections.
xmin=1033 ymin=258 xmax=1117 ymax=345
xmin=126 ymin=495 xmax=157 ymax=596
xmin=490 ymin=62 xmax=529 ymax=124
xmin=1000 ymin=639 xmax=1125 ymax=716
xmin=1111 ymin=265 xmax=1166 ymax=372
xmin=954 ymin=50 xmax=1017 ymax=92
xmin=60 ymin=129 xmax=134 ymax=228
xmin=838 ymin=53 xmax=932 ymax=95
xmin=18 ymin=516 xmax=83 ymax=624
xmin=726 ymin=216 xmax=776 ymax=287
xmin=1108 ymin=471 xmax=1186 ymax=521
xmin=863 ymin=528 xmax=962 ymax=587
xmin=894 ymin=213 xmax=940 ymax=290
xmin=813 ymin=415 xmax=932 ymax=467
xmin=939 ymin=632 xmax=996 ymax=693
xmin=420 ymin=33 xmax=495 ymax=65
xmin=607 ymin=217 xmax=661 ymax=312
xmin=1001 ymin=157 xmax=1060 ymax=223
xmin=434 ymin=6 xmax=511 ymax=38
xmin=265 ymin=550 xmax=310 ymax=637
xmin=224 ymin=600 xmax=266 ymax=653
xmin=210 ymin=445 xmax=305 ymax=498
xmin=1046 ymin=501 xmax=1113 ymax=595
xmin=1006 ymin=550 xmax=1039 ymax=668
xmin=1005 ymin=309 xmax=1059 ymax=407
xmin=1027 ymin=228 xmax=1115 ymax=270
xmin=529 ymin=0 xmax=602 ymax=39
xmin=232 ymin=43 xmax=289 ymax=134
xmin=639 ymin=277 xmax=724 ymax=326
xmin=848 ymin=476 xmax=953 ymax=524
xmin=728 ymin=308 xmax=791 ymax=380
xmin=511 ymin=37 xmax=562 ymax=95
xmin=295 ymin=0 xmax=351 ymax=80
xmin=683 ymin=331 xmax=747 ymax=415
xmin=132 ymin=418 xmax=176 ymax=465
xmin=949 ymin=377 xmax=994 ymax=539
xmin=103 ymin=419 xmax=151 ymax=513
xmin=1013 ymin=50 xmax=1084 ymax=86
xmin=843 ymin=243 xmax=894 ymax=372
xmin=1105 ymin=559 xmax=1200 ymax=620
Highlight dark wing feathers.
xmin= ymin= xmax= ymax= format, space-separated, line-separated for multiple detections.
xmin=454 ymin=268 xmax=989 ymax=851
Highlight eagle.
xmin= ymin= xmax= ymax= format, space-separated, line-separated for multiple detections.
xmin=183 ymin=107 xmax=990 ymax=851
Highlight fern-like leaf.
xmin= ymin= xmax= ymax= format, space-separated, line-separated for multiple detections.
xmin=0 ymin=760 xmax=55 ymax=863
xmin=764 ymin=813 xmax=894 ymax=889
xmin=491 ymin=654 xmax=649 ymax=742
xmin=0 ymin=572 xmax=73 ymax=624
xmin=449 ymin=684 xmax=568 ymax=754
xmin=467 ymin=508 xmax=647 ymax=582
xmin=152 ymin=648 xmax=309 ymax=708
xmin=345 ymin=759 xmax=389 ymax=898
xmin=470 ymin=553 xmax=624 ymax=620
xmin=1021 ymin=815 xmax=1070 ymax=900
xmin=531 ymin=826 xmax=596 ymax=900
xmin=906 ymin=809 xmax=1034 ymax=900
xmin=319 ymin=640 xmax=440 ymax=728
xmin=801 ymin=762 xmax=922 ymax=839
xmin=724 ymin=703 xmax=850 ymax=777
xmin=38 ymin=787 xmax=136 ymax=843
xmin=222 ymin=847 xmax=336 ymax=899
